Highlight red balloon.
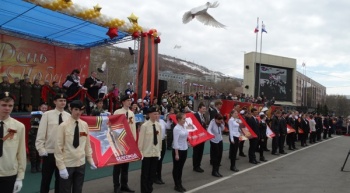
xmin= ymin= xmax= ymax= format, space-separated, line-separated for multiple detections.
xmin=154 ymin=37 xmax=161 ymax=44
xmin=106 ymin=28 xmax=118 ymax=39
xmin=141 ymin=32 xmax=148 ymax=37
xmin=132 ymin=31 xmax=140 ymax=39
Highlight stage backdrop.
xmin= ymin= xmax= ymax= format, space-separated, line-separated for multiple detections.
xmin=136 ymin=35 xmax=159 ymax=100
xmin=0 ymin=34 xmax=90 ymax=84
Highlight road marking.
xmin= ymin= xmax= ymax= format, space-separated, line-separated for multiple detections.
xmin=186 ymin=136 xmax=341 ymax=193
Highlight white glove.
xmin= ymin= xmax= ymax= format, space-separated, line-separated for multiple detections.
xmin=39 ymin=151 xmax=48 ymax=156
xmin=13 ymin=180 xmax=23 ymax=193
xmin=59 ymin=169 xmax=69 ymax=179
xmin=158 ymin=156 xmax=161 ymax=160
xmin=90 ymin=162 xmax=97 ymax=170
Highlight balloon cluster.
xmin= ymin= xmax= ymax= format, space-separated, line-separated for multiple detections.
xmin=26 ymin=0 xmax=161 ymax=42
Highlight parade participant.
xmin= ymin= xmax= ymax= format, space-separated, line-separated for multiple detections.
xmin=286 ymin=111 xmax=297 ymax=150
xmin=246 ymin=108 xmax=260 ymax=164
xmin=98 ymin=81 xmax=108 ymax=109
xmin=138 ymin=107 xmax=162 ymax=193
xmin=279 ymin=112 xmax=288 ymax=154
xmin=84 ymin=71 xmax=101 ymax=115
xmin=36 ymin=93 xmax=70 ymax=193
xmin=0 ymin=92 xmax=26 ymax=193
xmin=271 ymin=110 xmax=281 ymax=155
xmin=54 ymin=100 xmax=96 ymax=193
xmin=300 ymin=113 xmax=310 ymax=147
xmin=10 ymin=77 xmax=21 ymax=112
xmin=31 ymin=79 xmax=42 ymax=111
xmin=207 ymin=114 xmax=225 ymax=177
xmin=166 ymin=106 xmax=175 ymax=150
xmin=238 ymin=110 xmax=247 ymax=157
xmin=323 ymin=115 xmax=329 ymax=139
xmin=309 ymin=114 xmax=317 ymax=143
xmin=315 ymin=113 xmax=323 ymax=141
xmin=328 ymin=116 xmax=334 ymax=138
xmin=113 ymin=95 xmax=136 ymax=193
xmin=260 ymin=107 xmax=270 ymax=151
xmin=154 ymin=109 xmax=168 ymax=184
xmin=91 ymin=99 xmax=106 ymax=116
xmin=172 ymin=113 xmax=189 ymax=192
xmin=209 ymin=100 xmax=222 ymax=120
xmin=20 ymin=77 xmax=32 ymax=112
xmin=192 ymin=103 xmax=207 ymax=173
xmin=28 ymin=103 xmax=48 ymax=173
xmin=258 ymin=114 xmax=268 ymax=162
xmin=228 ymin=109 xmax=240 ymax=172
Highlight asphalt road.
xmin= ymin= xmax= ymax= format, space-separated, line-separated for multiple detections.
xmin=70 ymin=135 xmax=350 ymax=193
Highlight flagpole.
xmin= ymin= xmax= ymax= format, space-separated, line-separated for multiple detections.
xmin=254 ymin=17 xmax=259 ymax=97
xmin=258 ymin=21 xmax=263 ymax=98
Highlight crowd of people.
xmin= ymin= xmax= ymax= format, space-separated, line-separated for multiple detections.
xmin=0 ymin=69 xmax=346 ymax=193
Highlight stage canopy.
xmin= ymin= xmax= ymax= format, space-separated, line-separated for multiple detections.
xmin=0 ymin=0 xmax=131 ymax=49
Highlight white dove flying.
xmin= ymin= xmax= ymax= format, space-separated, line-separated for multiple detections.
xmin=182 ymin=1 xmax=225 ymax=28
xmin=97 ymin=61 xmax=107 ymax=73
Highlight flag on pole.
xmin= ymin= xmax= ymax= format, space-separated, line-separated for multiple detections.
xmin=254 ymin=25 xmax=259 ymax=33
xmin=262 ymin=22 xmax=267 ymax=33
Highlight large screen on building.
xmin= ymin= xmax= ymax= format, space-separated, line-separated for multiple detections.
xmin=255 ymin=63 xmax=293 ymax=102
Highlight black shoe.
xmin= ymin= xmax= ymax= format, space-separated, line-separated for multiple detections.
xmin=279 ymin=151 xmax=287 ymax=154
xmin=180 ymin=185 xmax=187 ymax=192
xmin=193 ymin=167 xmax=204 ymax=173
xmin=264 ymin=148 xmax=271 ymax=152
xmin=271 ymin=152 xmax=279 ymax=155
xmin=154 ymin=179 xmax=164 ymax=184
xmin=120 ymin=186 xmax=135 ymax=193
xmin=174 ymin=186 xmax=184 ymax=193
xmin=293 ymin=147 xmax=298 ymax=150
xmin=239 ymin=153 xmax=247 ymax=157
xmin=212 ymin=171 xmax=222 ymax=177
xmin=230 ymin=166 xmax=239 ymax=172
xmin=260 ymin=157 xmax=268 ymax=162
xmin=114 ymin=187 xmax=121 ymax=193
xmin=249 ymin=160 xmax=258 ymax=164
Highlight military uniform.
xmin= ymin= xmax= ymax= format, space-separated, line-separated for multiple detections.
xmin=0 ymin=81 xmax=11 ymax=93
xmin=20 ymin=81 xmax=32 ymax=110
xmin=31 ymin=83 xmax=42 ymax=111
xmin=10 ymin=82 xmax=21 ymax=110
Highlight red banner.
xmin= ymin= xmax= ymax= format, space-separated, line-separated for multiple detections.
xmin=0 ymin=34 xmax=89 ymax=85
xmin=169 ymin=113 xmax=214 ymax=147
xmin=81 ymin=115 xmax=141 ymax=168
xmin=287 ymin=124 xmax=296 ymax=134
xmin=238 ymin=114 xmax=258 ymax=139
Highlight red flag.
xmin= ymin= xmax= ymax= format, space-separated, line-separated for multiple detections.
xmin=287 ymin=124 xmax=296 ymax=134
xmin=238 ymin=114 xmax=258 ymax=139
xmin=169 ymin=113 xmax=214 ymax=146
xmin=81 ymin=115 xmax=142 ymax=168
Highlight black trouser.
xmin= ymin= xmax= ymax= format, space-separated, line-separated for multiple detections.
xmin=113 ymin=163 xmax=129 ymax=190
xmin=41 ymin=153 xmax=60 ymax=193
xmin=279 ymin=134 xmax=286 ymax=153
xmin=316 ymin=129 xmax=322 ymax=141
xmin=272 ymin=134 xmax=280 ymax=153
xmin=192 ymin=141 xmax=205 ymax=169
xmin=59 ymin=164 xmax=85 ymax=193
xmin=172 ymin=149 xmax=187 ymax=187
xmin=166 ymin=129 xmax=173 ymax=150
xmin=309 ymin=132 xmax=316 ymax=143
xmin=258 ymin=138 xmax=265 ymax=158
xmin=229 ymin=137 xmax=239 ymax=168
xmin=286 ymin=133 xmax=296 ymax=149
xmin=263 ymin=136 xmax=269 ymax=150
xmin=248 ymin=138 xmax=258 ymax=161
xmin=323 ymin=129 xmax=328 ymax=139
xmin=155 ymin=139 xmax=166 ymax=180
xmin=301 ymin=133 xmax=309 ymax=146
xmin=0 ymin=175 xmax=16 ymax=193
xmin=328 ymin=127 xmax=333 ymax=137
xmin=210 ymin=141 xmax=223 ymax=172
xmin=239 ymin=140 xmax=245 ymax=155
xmin=141 ymin=157 xmax=158 ymax=193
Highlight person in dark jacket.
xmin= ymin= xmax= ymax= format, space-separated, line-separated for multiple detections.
xmin=246 ymin=108 xmax=260 ymax=164
xmin=278 ymin=112 xmax=288 ymax=154
xmin=300 ymin=113 xmax=310 ymax=147
xmin=271 ymin=110 xmax=281 ymax=155
xmin=258 ymin=114 xmax=268 ymax=162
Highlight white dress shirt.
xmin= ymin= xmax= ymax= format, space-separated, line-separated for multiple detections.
xmin=172 ymin=124 xmax=189 ymax=150
xmin=207 ymin=119 xmax=224 ymax=143
xmin=228 ymin=117 xmax=241 ymax=141
xmin=158 ymin=119 xmax=167 ymax=140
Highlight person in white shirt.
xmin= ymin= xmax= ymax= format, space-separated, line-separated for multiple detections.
xmin=172 ymin=113 xmax=189 ymax=192
xmin=98 ymin=81 xmax=108 ymax=108
xmin=207 ymin=114 xmax=225 ymax=177
xmin=154 ymin=109 xmax=169 ymax=184
xmin=0 ymin=92 xmax=26 ymax=193
xmin=228 ymin=109 xmax=241 ymax=172
xmin=309 ymin=114 xmax=317 ymax=144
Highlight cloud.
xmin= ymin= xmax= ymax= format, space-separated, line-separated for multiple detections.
xmin=76 ymin=0 xmax=350 ymax=95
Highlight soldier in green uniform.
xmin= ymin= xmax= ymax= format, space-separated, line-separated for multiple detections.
xmin=10 ymin=77 xmax=21 ymax=112
xmin=28 ymin=103 xmax=48 ymax=173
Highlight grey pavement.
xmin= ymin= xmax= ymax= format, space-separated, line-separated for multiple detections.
xmin=65 ymin=135 xmax=350 ymax=193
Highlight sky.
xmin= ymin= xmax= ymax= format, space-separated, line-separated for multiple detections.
xmin=75 ymin=0 xmax=350 ymax=95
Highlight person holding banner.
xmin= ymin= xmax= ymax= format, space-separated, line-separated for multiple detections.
xmin=300 ymin=113 xmax=310 ymax=147
xmin=278 ymin=112 xmax=288 ymax=154
xmin=271 ymin=110 xmax=281 ymax=155
xmin=207 ymin=114 xmax=225 ymax=177
xmin=138 ymin=107 xmax=162 ymax=193
xmin=112 ymin=95 xmax=136 ymax=193
xmin=172 ymin=113 xmax=189 ymax=192
xmin=246 ymin=108 xmax=260 ymax=164
xmin=228 ymin=109 xmax=240 ymax=172
xmin=258 ymin=114 xmax=268 ymax=162
xmin=286 ymin=111 xmax=297 ymax=150
xmin=192 ymin=103 xmax=207 ymax=173
xmin=36 ymin=93 xmax=70 ymax=193
xmin=54 ymin=100 xmax=97 ymax=193
xmin=0 ymin=92 xmax=26 ymax=193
